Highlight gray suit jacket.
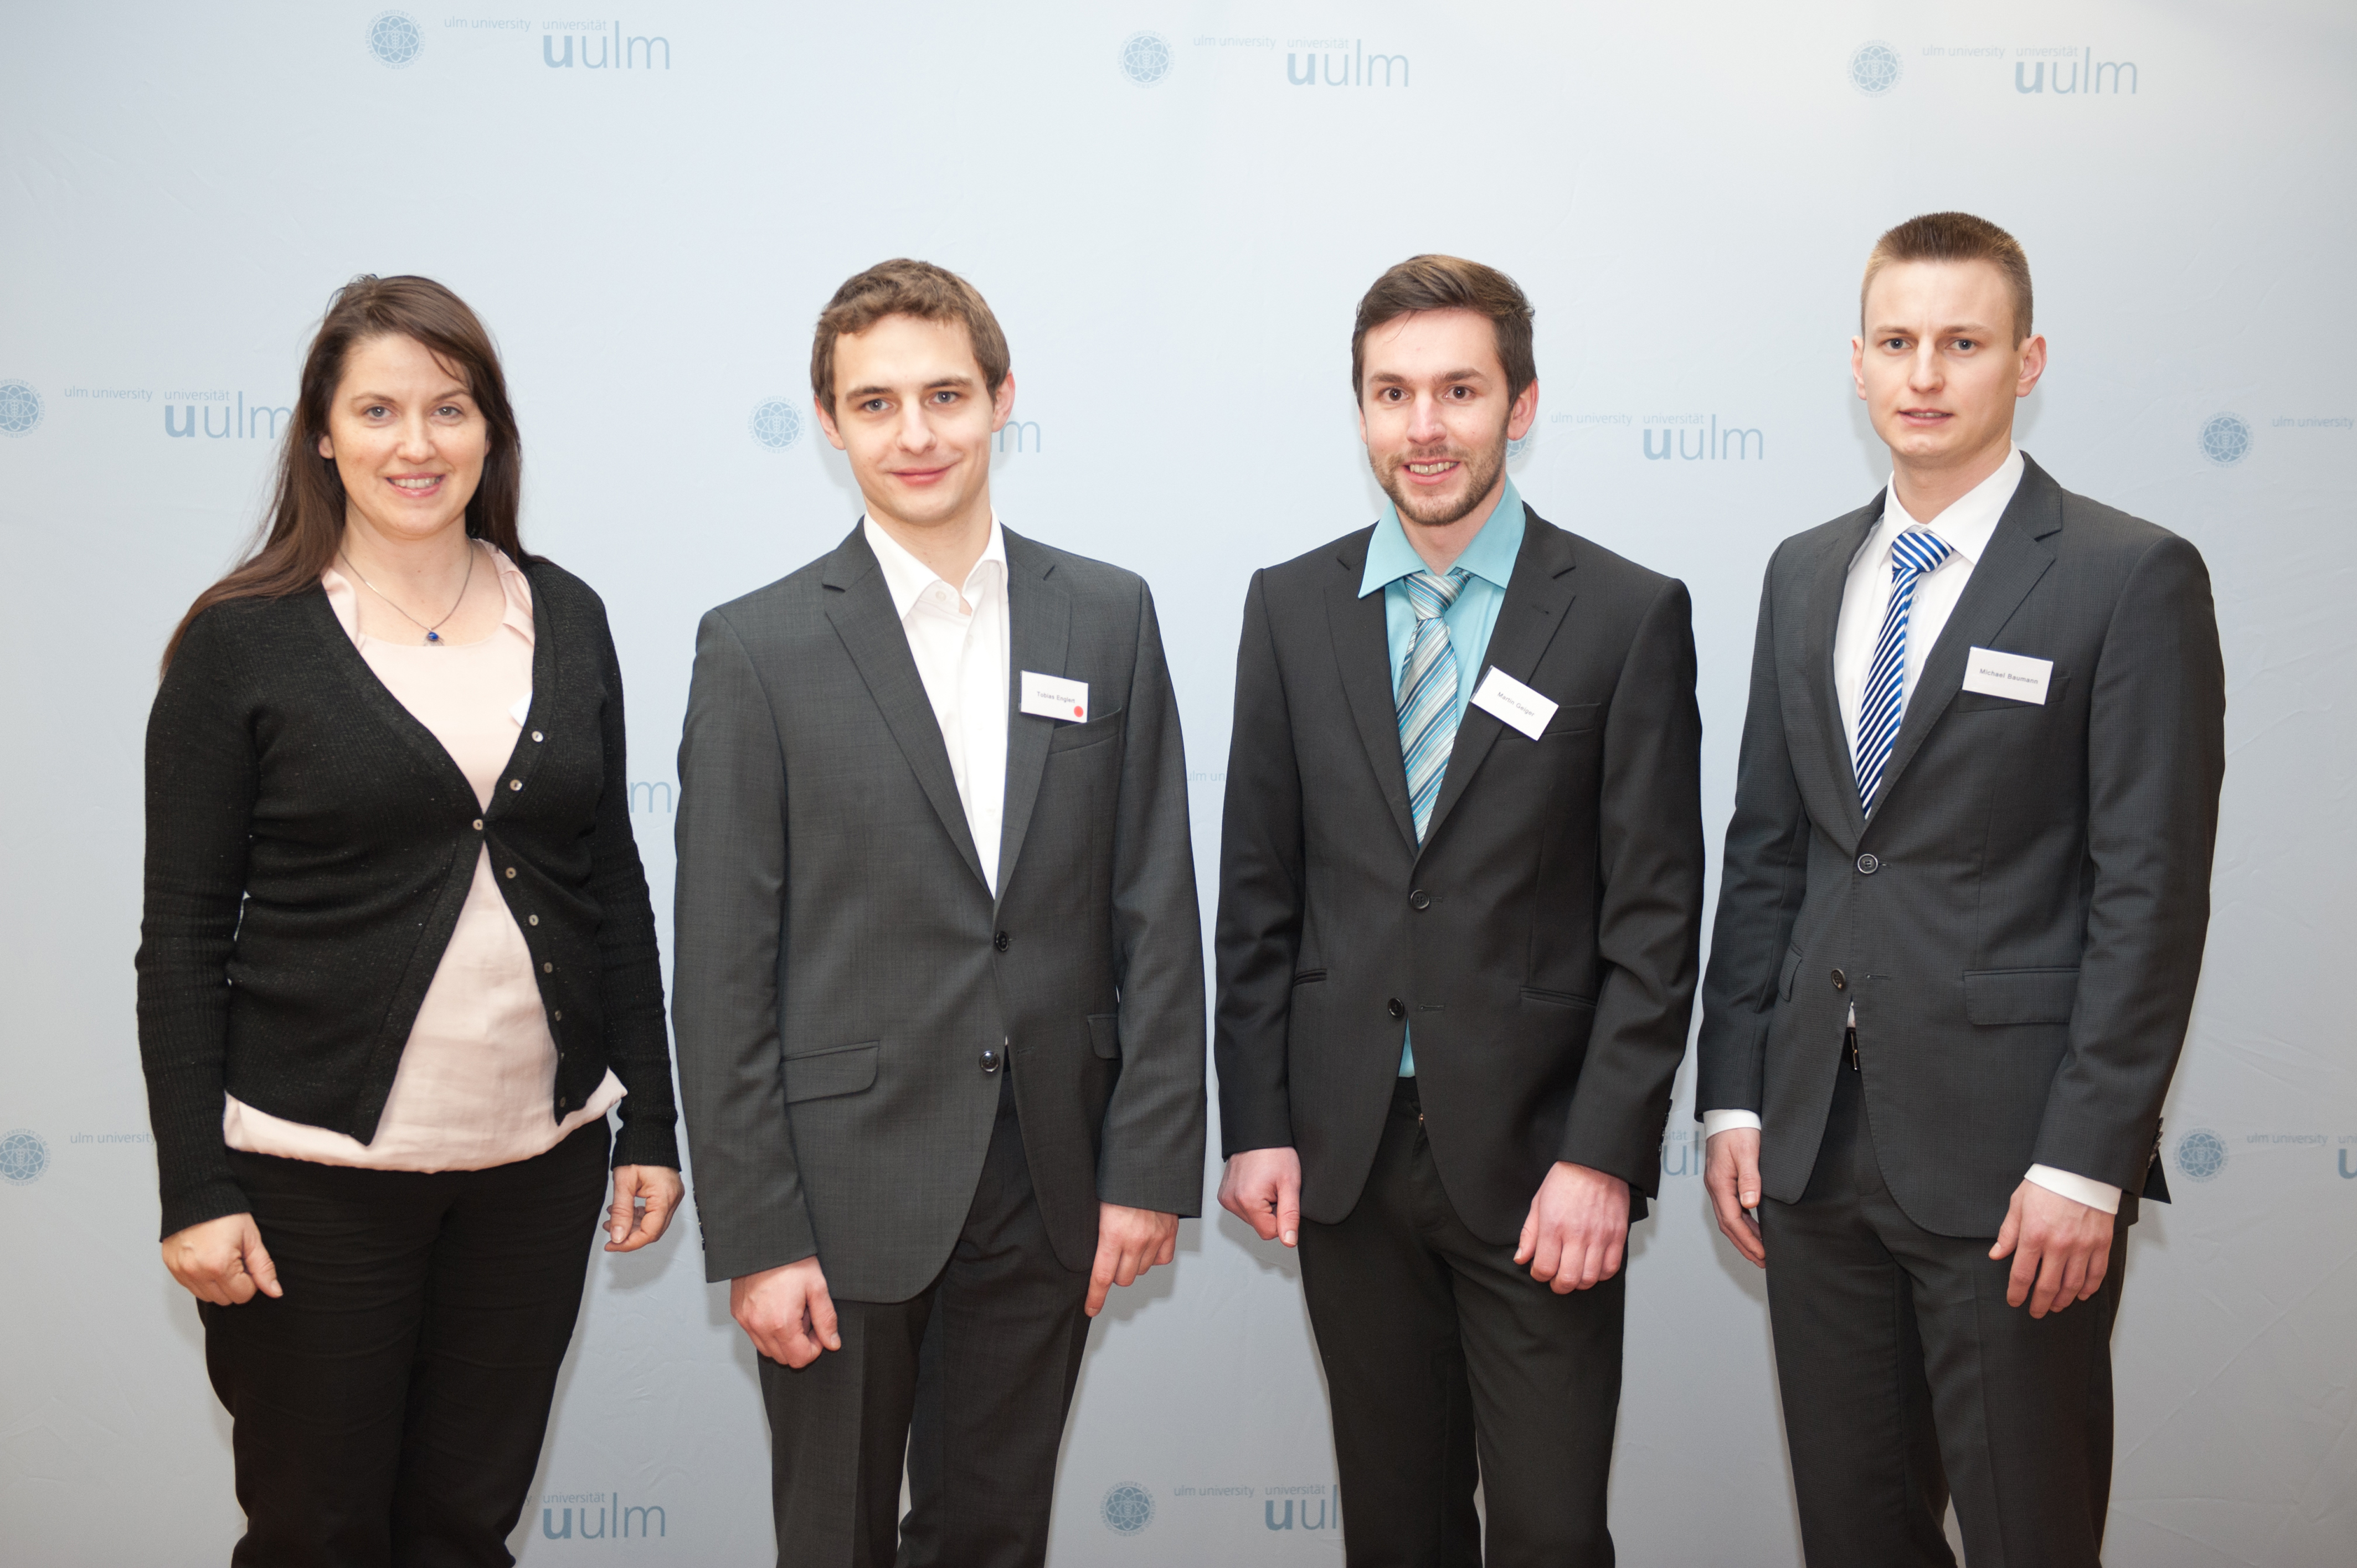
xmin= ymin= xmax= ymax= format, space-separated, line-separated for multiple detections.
xmin=1216 ymin=509 xmax=1705 ymax=1241
xmin=1696 ymin=456 xmax=2225 ymax=1236
xmin=672 ymin=525 xmax=1206 ymax=1302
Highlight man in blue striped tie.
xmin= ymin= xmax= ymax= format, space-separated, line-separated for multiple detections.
xmin=1215 ymin=255 xmax=1706 ymax=1564
xmin=1696 ymin=213 xmax=2226 ymax=1566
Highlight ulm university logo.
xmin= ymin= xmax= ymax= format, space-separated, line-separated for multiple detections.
xmin=1288 ymin=39 xmax=1410 ymax=87
xmin=540 ymin=1492 xmax=663 ymax=1541
xmin=541 ymin=22 xmax=672 ymax=71
xmin=1 ymin=1128 xmax=50 ymax=1185
xmin=1642 ymin=414 xmax=1763 ymax=462
xmin=0 ymin=379 xmax=43 ymax=437
xmin=163 ymin=392 xmax=292 ymax=441
xmin=2014 ymin=47 xmax=2138 ymax=95
xmin=367 ymin=12 xmax=423 ymax=69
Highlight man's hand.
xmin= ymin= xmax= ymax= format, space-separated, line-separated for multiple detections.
xmin=604 ymin=1165 xmax=685 ymax=1252
xmin=1217 ymin=1147 xmax=1304 ymax=1247
xmin=162 ymin=1213 xmax=283 ymax=1306
xmin=1514 ymin=1161 xmax=1631 ymax=1292
xmin=730 ymin=1257 xmax=842 ymax=1368
xmin=1704 ymin=1128 xmax=1767 ymax=1267
xmin=1088 ymin=1204 xmax=1179 ymax=1317
xmin=1990 ymin=1179 xmax=2114 ymax=1318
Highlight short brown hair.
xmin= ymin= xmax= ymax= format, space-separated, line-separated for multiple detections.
xmin=810 ymin=259 xmax=1011 ymax=409
xmin=1351 ymin=255 xmax=1536 ymax=403
xmin=1862 ymin=212 xmax=2034 ymax=343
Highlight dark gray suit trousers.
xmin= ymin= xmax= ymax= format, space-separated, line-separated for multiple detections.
xmin=1765 ymin=1046 xmax=2124 ymax=1568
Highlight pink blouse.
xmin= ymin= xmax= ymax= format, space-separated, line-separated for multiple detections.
xmin=222 ymin=546 xmax=626 ymax=1170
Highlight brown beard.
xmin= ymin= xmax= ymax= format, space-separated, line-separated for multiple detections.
xmin=1374 ymin=425 xmax=1509 ymax=529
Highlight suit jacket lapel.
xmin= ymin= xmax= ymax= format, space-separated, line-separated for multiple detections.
xmin=1325 ymin=532 xmax=1418 ymax=853
xmin=1416 ymin=508 xmax=1576 ymax=858
xmin=1799 ymin=499 xmax=1881 ymax=847
xmin=1867 ymin=460 xmax=2062 ymax=823
xmin=995 ymin=529 xmax=1072 ymax=906
xmin=820 ymin=527 xmax=989 ymax=890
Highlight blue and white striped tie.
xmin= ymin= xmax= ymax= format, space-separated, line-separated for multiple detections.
xmin=1397 ymin=568 xmax=1470 ymax=842
xmin=1854 ymin=529 xmax=1953 ymax=812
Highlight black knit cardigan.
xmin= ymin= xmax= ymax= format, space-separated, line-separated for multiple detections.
xmin=136 ymin=559 xmax=678 ymax=1237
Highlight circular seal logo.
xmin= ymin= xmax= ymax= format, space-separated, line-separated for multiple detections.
xmin=1849 ymin=41 xmax=1903 ymax=96
xmin=1507 ymin=430 xmax=1536 ymax=466
xmin=748 ymin=398 xmax=804 ymax=451
xmin=2174 ymin=1127 xmax=2227 ymax=1183
xmin=1100 ymin=1481 xmax=1155 ymax=1535
xmin=1118 ymin=32 xmax=1174 ymax=86
xmin=0 ymin=380 xmax=43 ymax=437
xmin=367 ymin=12 xmax=424 ymax=69
xmin=0 ymin=1129 xmax=50 ymax=1185
xmin=2199 ymin=412 xmax=2252 ymax=467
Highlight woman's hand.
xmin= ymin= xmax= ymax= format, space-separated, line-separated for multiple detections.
xmin=605 ymin=1165 xmax=683 ymax=1252
xmin=162 ymin=1214 xmax=282 ymax=1305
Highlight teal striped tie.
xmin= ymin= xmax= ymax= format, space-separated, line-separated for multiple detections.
xmin=1397 ymin=568 xmax=1469 ymax=842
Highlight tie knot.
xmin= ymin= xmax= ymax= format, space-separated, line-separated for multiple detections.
xmin=1890 ymin=529 xmax=1952 ymax=581
xmin=1403 ymin=567 xmax=1469 ymax=621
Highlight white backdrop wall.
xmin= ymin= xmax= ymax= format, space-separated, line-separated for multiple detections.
xmin=3 ymin=3 xmax=2353 ymax=1564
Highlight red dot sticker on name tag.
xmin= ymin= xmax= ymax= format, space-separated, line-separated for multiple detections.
xmin=1021 ymin=670 xmax=1090 ymax=723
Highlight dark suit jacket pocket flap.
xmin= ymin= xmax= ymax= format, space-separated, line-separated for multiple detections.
xmin=783 ymin=1040 xmax=880 ymax=1102
xmin=1777 ymin=946 xmax=1804 ymax=1003
xmin=1520 ymin=986 xmax=1596 ymax=1009
xmin=1087 ymin=1013 xmax=1121 ymax=1060
xmin=1047 ymin=705 xmax=1125 ymax=752
xmin=1963 ymin=968 xmax=2081 ymax=1026
xmin=1542 ymin=702 xmax=1603 ymax=735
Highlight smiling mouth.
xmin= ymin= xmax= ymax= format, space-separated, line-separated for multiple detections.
xmin=389 ymin=475 xmax=445 ymax=493
xmin=1403 ymin=458 xmax=1461 ymax=478
xmin=1898 ymin=409 xmax=1952 ymax=422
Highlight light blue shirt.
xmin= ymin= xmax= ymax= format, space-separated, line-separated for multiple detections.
xmin=1357 ymin=478 xmax=1527 ymax=1075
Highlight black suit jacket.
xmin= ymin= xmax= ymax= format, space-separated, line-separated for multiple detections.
xmin=1696 ymin=456 xmax=2226 ymax=1235
xmin=1215 ymin=507 xmax=1705 ymax=1241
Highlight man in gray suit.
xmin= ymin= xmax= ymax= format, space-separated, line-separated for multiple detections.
xmin=1698 ymin=213 xmax=2226 ymax=1565
xmin=672 ymin=259 xmax=1205 ymax=1567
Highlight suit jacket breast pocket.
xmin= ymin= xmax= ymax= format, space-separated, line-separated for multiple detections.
xmin=1542 ymin=702 xmax=1603 ymax=736
xmin=1047 ymin=705 xmax=1124 ymax=753
xmin=1948 ymin=673 xmax=2070 ymax=715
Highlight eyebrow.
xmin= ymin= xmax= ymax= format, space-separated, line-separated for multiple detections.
xmin=346 ymin=386 xmax=472 ymax=403
xmin=1869 ymin=323 xmax=1996 ymax=337
xmin=1366 ymin=367 xmax=1492 ymax=385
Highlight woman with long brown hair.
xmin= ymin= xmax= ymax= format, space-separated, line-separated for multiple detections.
xmin=137 ymin=275 xmax=681 ymax=1564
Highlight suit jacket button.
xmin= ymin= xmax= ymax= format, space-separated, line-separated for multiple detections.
xmin=1856 ymin=853 xmax=1880 ymax=875
xmin=1387 ymin=997 xmax=1407 ymax=1019
xmin=1831 ymin=969 xmax=1847 ymax=992
xmin=980 ymin=1048 xmax=1002 ymax=1074
xmin=994 ymin=930 xmax=1011 ymax=952
xmin=1408 ymin=889 xmax=1431 ymax=910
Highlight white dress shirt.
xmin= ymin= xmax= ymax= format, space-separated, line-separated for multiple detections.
xmin=863 ymin=514 xmax=1013 ymax=896
xmin=1703 ymin=448 xmax=2121 ymax=1213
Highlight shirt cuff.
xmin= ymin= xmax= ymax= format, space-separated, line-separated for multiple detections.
xmin=1702 ymin=1109 xmax=1763 ymax=1140
xmin=2024 ymin=1163 xmax=2121 ymax=1214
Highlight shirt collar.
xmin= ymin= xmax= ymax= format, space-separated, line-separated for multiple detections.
xmin=1359 ymin=477 xmax=1527 ymax=599
xmin=1875 ymin=444 xmax=2024 ymax=569
xmin=863 ymin=512 xmax=1007 ymax=620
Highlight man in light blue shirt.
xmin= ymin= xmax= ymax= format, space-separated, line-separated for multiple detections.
xmin=1360 ymin=476 xmax=1526 ymax=1075
xmin=1217 ymin=255 xmax=1705 ymax=1564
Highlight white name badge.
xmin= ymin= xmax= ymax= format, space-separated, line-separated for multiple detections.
xmin=1469 ymin=666 xmax=1560 ymax=740
xmin=1960 ymin=647 xmax=2054 ymax=705
xmin=1020 ymin=670 xmax=1089 ymax=723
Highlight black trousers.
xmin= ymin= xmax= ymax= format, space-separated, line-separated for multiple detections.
xmin=1763 ymin=1050 xmax=2127 ymax=1568
xmin=758 ymin=1075 xmax=1091 ymax=1568
xmin=1298 ymin=1077 xmax=1624 ymax=1568
xmin=200 ymin=1119 xmax=611 ymax=1568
